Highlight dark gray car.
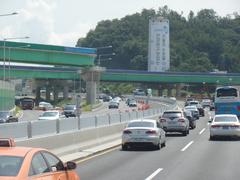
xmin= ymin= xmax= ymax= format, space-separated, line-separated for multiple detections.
xmin=0 ymin=111 xmax=18 ymax=123
xmin=63 ymin=105 xmax=77 ymax=117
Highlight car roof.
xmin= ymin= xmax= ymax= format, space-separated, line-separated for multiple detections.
xmin=128 ymin=119 xmax=156 ymax=123
xmin=185 ymin=106 xmax=197 ymax=109
xmin=43 ymin=110 xmax=59 ymax=113
xmin=163 ymin=110 xmax=182 ymax=113
xmin=214 ymin=114 xmax=238 ymax=118
xmin=0 ymin=147 xmax=44 ymax=157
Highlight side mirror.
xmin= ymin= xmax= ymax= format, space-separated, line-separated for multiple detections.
xmin=208 ymin=117 xmax=213 ymax=123
xmin=65 ymin=161 xmax=77 ymax=170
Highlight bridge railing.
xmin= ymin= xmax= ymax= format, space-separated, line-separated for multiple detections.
xmin=0 ymin=98 xmax=177 ymax=140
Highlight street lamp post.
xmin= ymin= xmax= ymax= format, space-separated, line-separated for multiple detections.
xmin=3 ymin=36 xmax=30 ymax=80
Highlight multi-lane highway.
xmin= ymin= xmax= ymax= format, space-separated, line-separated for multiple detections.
xmin=75 ymin=109 xmax=240 ymax=180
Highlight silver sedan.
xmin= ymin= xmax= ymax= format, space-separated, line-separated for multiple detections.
xmin=209 ymin=114 xmax=240 ymax=140
xmin=122 ymin=119 xmax=166 ymax=150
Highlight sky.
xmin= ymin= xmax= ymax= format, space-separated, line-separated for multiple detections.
xmin=0 ymin=0 xmax=239 ymax=47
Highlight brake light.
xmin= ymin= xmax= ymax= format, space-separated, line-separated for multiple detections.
xmin=178 ymin=119 xmax=185 ymax=123
xmin=160 ymin=118 xmax=166 ymax=122
xmin=123 ymin=130 xmax=132 ymax=134
xmin=237 ymin=106 xmax=240 ymax=111
xmin=146 ymin=130 xmax=157 ymax=135
xmin=231 ymin=125 xmax=240 ymax=128
xmin=211 ymin=125 xmax=221 ymax=128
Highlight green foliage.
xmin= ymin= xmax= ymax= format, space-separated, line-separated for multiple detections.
xmin=76 ymin=6 xmax=240 ymax=73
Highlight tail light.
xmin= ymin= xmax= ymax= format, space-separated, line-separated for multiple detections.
xmin=123 ymin=130 xmax=132 ymax=134
xmin=178 ymin=119 xmax=185 ymax=123
xmin=211 ymin=125 xmax=221 ymax=128
xmin=237 ymin=106 xmax=240 ymax=111
xmin=160 ymin=118 xmax=166 ymax=123
xmin=146 ymin=130 xmax=157 ymax=135
xmin=231 ymin=125 xmax=240 ymax=128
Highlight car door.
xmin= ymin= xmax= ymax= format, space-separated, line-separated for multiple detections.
xmin=29 ymin=152 xmax=68 ymax=180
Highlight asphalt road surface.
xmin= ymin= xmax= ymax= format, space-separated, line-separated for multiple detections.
xmin=75 ymin=109 xmax=240 ymax=180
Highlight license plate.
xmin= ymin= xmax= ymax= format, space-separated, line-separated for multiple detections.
xmin=133 ymin=138 xmax=145 ymax=142
xmin=168 ymin=121 xmax=177 ymax=124
xmin=223 ymin=126 xmax=229 ymax=130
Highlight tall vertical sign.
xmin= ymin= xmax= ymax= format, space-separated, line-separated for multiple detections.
xmin=148 ymin=17 xmax=170 ymax=72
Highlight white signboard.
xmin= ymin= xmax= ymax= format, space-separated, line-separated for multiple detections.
xmin=148 ymin=17 xmax=170 ymax=72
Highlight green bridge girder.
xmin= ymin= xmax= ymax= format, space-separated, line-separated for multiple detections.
xmin=0 ymin=41 xmax=96 ymax=66
xmin=0 ymin=67 xmax=240 ymax=85
xmin=100 ymin=71 xmax=240 ymax=85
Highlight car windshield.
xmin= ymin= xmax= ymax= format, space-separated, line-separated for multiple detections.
xmin=64 ymin=105 xmax=75 ymax=110
xmin=214 ymin=116 xmax=239 ymax=122
xmin=0 ymin=156 xmax=23 ymax=176
xmin=162 ymin=112 xmax=182 ymax=118
xmin=0 ymin=112 xmax=9 ymax=118
xmin=127 ymin=121 xmax=154 ymax=128
xmin=42 ymin=112 xmax=58 ymax=117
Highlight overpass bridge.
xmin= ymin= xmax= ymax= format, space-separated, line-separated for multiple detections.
xmin=1 ymin=66 xmax=240 ymax=85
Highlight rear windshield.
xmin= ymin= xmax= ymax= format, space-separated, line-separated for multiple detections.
xmin=162 ymin=112 xmax=182 ymax=118
xmin=214 ymin=116 xmax=239 ymax=122
xmin=64 ymin=105 xmax=75 ymax=110
xmin=0 ymin=156 xmax=23 ymax=176
xmin=217 ymin=88 xmax=237 ymax=97
xmin=127 ymin=121 xmax=154 ymax=128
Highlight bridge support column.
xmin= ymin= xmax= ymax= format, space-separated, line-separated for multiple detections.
xmin=82 ymin=66 xmax=105 ymax=105
xmin=167 ymin=85 xmax=173 ymax=97
xmin=157 ymin=85 xmax=163 ymax=96
xmin=176 ymin=84 xmax=181 ymax=98
xmin=63 ymin=85 xmax=69 ymax=100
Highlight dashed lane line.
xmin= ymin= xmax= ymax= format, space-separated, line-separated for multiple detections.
xmin=145 ymin=168 xmax=163 ymax=180
xmin=181 ymin=141 xmax=194 ymax=152
xmin=199 ymin=128 xmax=206 ymax=135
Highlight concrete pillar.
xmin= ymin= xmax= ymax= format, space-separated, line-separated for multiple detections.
xmin=167 ymin=85 xmax=173 ymax=97
xmin=176 ymin=84 xmax=181 ymax=98
xmin=82 ymin=66 xmax=105 ymax=105
xmin=35 ymin=87 xmax=41 ymax=105
xmin=158 ymin=85 xmax=163 ymax=96
xmin=46 ymin=85 xmax=51 ymax=101
xmin=63 ymin=85 xmax=69 ymax=100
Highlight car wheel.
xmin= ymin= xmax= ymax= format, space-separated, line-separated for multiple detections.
xmin=182 ymin=130 xmax=187 ymax=136
xmin=210 ymin=135 xmax=215 ymax=141
xmin=155 ymin=139 xmax=161 ymax=150
xmin=161 ymin=140 xmax=166 ymax=147
xmin=187 ymin=129 xmax=190 ymax=134
xmin=122 ymin=144 xmax=128 ymax=151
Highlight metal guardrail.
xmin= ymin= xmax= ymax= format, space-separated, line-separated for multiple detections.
xmin=0 ymin=98 xmax=177 ymax=140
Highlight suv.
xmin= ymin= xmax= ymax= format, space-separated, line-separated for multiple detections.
xmin=0 ymin=111 xmax=18 ymax=123
xmin=159 ymin=110 xmax=189 ymax=136
xmin=63 ymin=104 xmax=77 ymax=117
xmin=187 ymin=101 xmax=205 ymax=116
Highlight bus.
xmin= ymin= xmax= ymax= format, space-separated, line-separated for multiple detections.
xmin=214 ymin=86 xmax=240 ymax=117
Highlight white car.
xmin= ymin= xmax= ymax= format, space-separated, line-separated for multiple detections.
xmin=209 ymin=114 xmax=240 ymax=140
xmin=184 ymin=106 xmax=199 ymax=119
xmin=160 ymin=110 xmax=190 ymax=136
xmin=122 ymin=119 xmax=166 ymax=150
xmin=38 ymin=111 xmax=65 ymax=121
xmin=38 ymin=101 xmax=53 ymax=111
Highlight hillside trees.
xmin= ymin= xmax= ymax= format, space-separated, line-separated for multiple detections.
xmin=76 ymin=6 xmax=240 ymax=73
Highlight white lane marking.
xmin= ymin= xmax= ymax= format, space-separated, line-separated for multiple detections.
xmin=199 ymin=128 xmax=206 ymax=135
xmin=145 ymin=168 xmax=163 ymax=180
xmin=181 ymin=141 xmax=194 ymax=152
